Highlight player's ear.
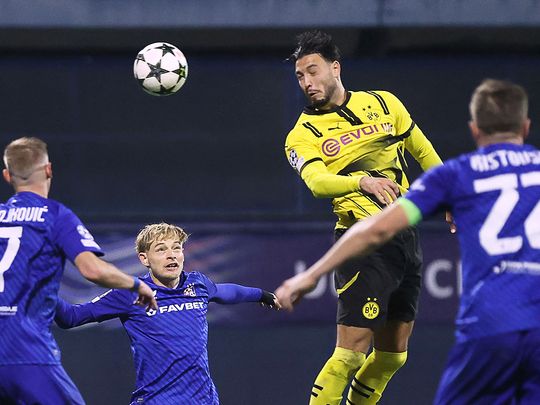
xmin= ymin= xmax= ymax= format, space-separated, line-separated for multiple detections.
xmin=332 ymin=60 xmax=340 ymax=78
xmin=138 ymin=252 xmax=149 ymax=267
xmin=2 ymin=169 xmax=11 ymax=185
xmin=522 ymin=118 xmax=531 ymax=139
xmin=469 ymin=121 xmax=481 ymax=141
xmin=45 ymin=162 xmax=52 ymax=179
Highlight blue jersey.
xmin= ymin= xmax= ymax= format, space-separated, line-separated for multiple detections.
xmin=0 ymin=191 xmax=103 ymax=365
xmin=405 ymin=143 xmax=540 ymax=342
xmin=55 ymin=271 xmax=262 ymax=405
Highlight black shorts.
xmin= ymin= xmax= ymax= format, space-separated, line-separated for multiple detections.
xmin=334 ymin=226 xmax=422 ymax=328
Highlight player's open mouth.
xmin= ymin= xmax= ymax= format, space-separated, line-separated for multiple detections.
xmin=165 ymin=263 xmax=179 ymax=268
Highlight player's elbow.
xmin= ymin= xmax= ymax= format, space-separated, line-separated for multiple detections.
xmin=303 ymin=176 xmax=334 ymax=198
xmin=75 ymin=252 xmax=107 ymax=284
xmin=307 ymin=181 xmax=336 ymax=198
xmin=79 ymin=263 xmax=104 ymax=283
xmin=364 ymin=224 xmax=396 ymax=249
xmin=310 ymin=188 xmax=331 ymax=199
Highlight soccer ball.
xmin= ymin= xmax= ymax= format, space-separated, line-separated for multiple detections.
xmin=133 ymin=42 xmax=188 ymax=96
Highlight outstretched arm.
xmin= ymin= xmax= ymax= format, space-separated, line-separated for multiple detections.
xmin=75 ymin=252 xmax=157 ymax=310
xmin=211 ymin=283 xmax=280 ymax=309
xmin=55 ymin=288 xmax=134 ymax=329
xmin=55 ymin=297 xmax=98 ymax=329
xmin=276 ymin=199 xmax=419 ymax=310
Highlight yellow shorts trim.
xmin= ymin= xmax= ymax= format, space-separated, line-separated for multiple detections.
xmin=336 ymin=271 xmax=360 ymax=295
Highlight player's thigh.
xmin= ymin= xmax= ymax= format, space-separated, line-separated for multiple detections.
xmin=386 ymin=227 xmax=422 ymax=325
xmin=518 ymin=328 xmax=540 ymax=404
xmin=373 ymin=320 xmax=415 ymax=352
xmin=334 ymin=228 xmax=419 ymax=351
xmin=0 ymin=364 xmax=85 ymax=405
xmin=434 ymin=333 xmax=520 ymax=405
xmin=336 ymin=324 xmax=373 ymax=353
xmin=334 ymin=236 xmax=405 ymax=327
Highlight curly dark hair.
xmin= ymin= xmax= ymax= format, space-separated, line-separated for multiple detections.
xmin=289 ymin=30 xmax=341 ymax=62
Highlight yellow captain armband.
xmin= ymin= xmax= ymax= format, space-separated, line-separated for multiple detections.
xmin=397 ymin=198 xmax=422 ymax=226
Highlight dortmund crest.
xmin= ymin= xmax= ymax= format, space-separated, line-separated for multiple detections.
xmin=362 ymin=297 xmax=379 ymax=319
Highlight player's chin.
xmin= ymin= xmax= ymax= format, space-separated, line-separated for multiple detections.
xmin=309 ymin=96 xmax=329 ymax=109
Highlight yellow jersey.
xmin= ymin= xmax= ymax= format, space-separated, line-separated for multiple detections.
xmin=285 ymin=90 xmax=442 ymax=229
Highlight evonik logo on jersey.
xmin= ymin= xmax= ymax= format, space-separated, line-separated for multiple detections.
xmin=146 ymin=301 xmax=205 ymax=316
xmin=321 ymin=122 xmax=394 ymax=157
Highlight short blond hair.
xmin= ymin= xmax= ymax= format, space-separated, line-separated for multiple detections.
xmin=3 ymin=137 xmax=48 ymax=180
xmin=135 ymin=222 xmax=189 ymax=253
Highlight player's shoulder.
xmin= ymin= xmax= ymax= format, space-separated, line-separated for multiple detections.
xmin=44 ymin=197 xmax=73 ymax=218
xmin=452 ymin=149 xmax=482 ymax=169
xmin=350 ymin=90 xmax=407 ymax=117
xmin=353 ymin=89 xmax=397 ymax=99
xmin=185 ymin=270 xmax=213 ymax=285
xmin=287 ymin=107 xmax=331 ymax=144
xmin=287 ymin=112 xmax=313 ymax=133
xmin=419 ymin=154 xmax=463 ymax=186
xmin=183 ymin=271 xmax=215 ymax=296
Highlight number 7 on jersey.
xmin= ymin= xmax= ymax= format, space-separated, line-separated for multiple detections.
xmin=0 ymin=226 xmax=23 ymax=293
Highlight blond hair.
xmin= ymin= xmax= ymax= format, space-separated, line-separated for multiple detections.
xmin=3 ymin=137 xmax=49 ymax=181
xmin=135 ymin=222 xmax=189 ymax=253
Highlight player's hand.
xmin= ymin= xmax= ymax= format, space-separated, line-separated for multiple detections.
xmin=446 ymin=211 xmax=457 ymax=234
xmin=134 ymin=281 xmax=158 ymax=310
xmin=260 ymin=290 xmax=282 ymax=311
xmin=275 ymin=272 xmax=318 ymax=311
xmin=359 ymin=177 xmax=400 ymax=205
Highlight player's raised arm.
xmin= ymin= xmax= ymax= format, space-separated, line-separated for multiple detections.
xmin=74 ymin=251 xmax=157 ymax=310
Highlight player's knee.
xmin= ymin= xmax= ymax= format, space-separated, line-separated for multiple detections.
xmin=328 ymin=347 xmax=366 ymax=376
xmin=373 ymin=349 xmax=408 ymax=376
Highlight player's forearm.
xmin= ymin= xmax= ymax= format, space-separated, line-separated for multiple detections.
xmin=301 ymin=165 xmax=363 ymax=198
xmin=306 ymin=204 xmax=411 ymax=281
xmin=75 ymin=252 xmax=138 ymax=291
xmin=55 ymin=298 xmax=96 ymax=329
xmin=405 ymin=126 xmax=443 ymax=171
xmin=211 ymin=283 xmax=262 ymax=304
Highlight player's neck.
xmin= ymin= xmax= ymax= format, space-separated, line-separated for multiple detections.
xmin=14 ymin=184 xmax=49 ymax=198
xmin=316 ymin=86 xmax=347 ymax=111
xmin=151 ymin=273 xmax=181 ymax=289
xmin=477 ymin=133 xmax=524 ymax=147
xmin=327 ymin=87 xmax=347 ymax=110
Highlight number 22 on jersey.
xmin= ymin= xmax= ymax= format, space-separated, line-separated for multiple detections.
xmin=474 ymin=172 xmax=540 ymax=255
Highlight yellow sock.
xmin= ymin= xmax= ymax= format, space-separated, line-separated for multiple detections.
xmin=310 ymin=347 xmax=366 ymax=405
xmin=346 ymin=349 xmax=407 ymax=405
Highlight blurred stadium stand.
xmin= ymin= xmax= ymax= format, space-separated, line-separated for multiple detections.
xmin=1 ymin=2 xmax=539 ymax=404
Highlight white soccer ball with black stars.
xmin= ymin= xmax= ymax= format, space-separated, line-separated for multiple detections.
xmin=133 ymin=42 xmax=188 ymax=96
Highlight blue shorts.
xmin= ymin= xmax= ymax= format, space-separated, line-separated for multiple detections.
xmin=0 ymin=364 xmax=85 ymax=405
xmin=434 ymin=329 xmax=540 ymax=405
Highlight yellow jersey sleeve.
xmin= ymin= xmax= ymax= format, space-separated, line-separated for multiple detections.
xmin=300 ymin=160 xmax=363 ymax=198
xmin=378 ymin=90 xmax=442 ymax=171
xmin=404 ymin=125 xmax=443 ymax=171
xmin=285 ymin=126 xmax=365 ymax=198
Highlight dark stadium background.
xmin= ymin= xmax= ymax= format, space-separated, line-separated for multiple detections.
xmin=1 ymin=2 xmax=540 ymax=404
